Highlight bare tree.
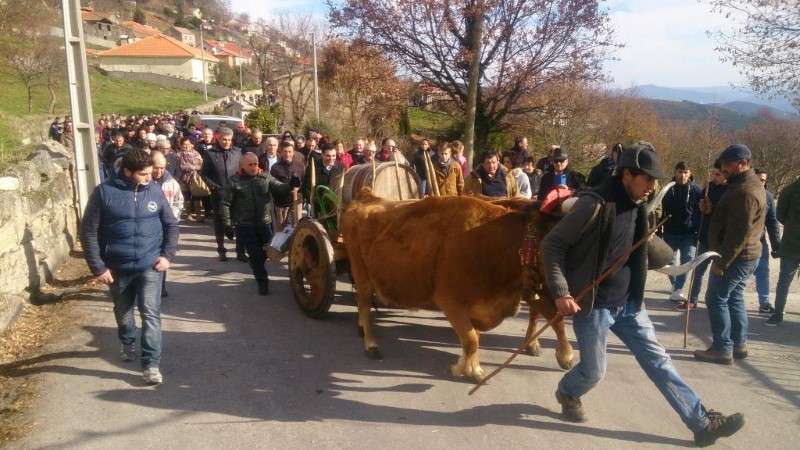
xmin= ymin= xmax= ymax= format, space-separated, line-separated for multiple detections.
xmin=329 ymin=0 xmax=616 ymax=163
xmin=736 ymin=113 xmax=800 ymax=193
xmin=707 ymin=0 xmax=800 ymax=110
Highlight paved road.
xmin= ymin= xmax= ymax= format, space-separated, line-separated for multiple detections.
xmin=9 ymin=222 xmax=799 ymax=449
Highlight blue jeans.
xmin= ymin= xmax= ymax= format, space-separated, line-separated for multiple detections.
xmin=775 ymin=256 xmax=800 ymax=315
xmin=663 ymin=232 xmax=697 ymax=291
xmin=689 ymin=242 xmax=711 ymax=303
xmin=110 ymin=270 xmax=164 ymax=369
xmin=753 ymin=242 xmax=771 ymax=307
xmin=558 ymin=303 xmax=709 ymax=432
xmin=705 ymin=257 xmax=758 ymax=353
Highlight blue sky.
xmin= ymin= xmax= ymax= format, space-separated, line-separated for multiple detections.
xmin=232 ymin=0 xmax=743 ymax=88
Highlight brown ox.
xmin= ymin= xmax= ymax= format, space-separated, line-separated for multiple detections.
xmin=341 ymin=190 xmax=571 ymax=382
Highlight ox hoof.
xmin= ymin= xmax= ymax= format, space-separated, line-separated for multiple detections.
xmin=526 ymin=345 xmax=542 ymax=357
xmin=556 ymin=352 xmax=575 ymax=370
xmin=365 ymin=347 xmax=383 ymax=360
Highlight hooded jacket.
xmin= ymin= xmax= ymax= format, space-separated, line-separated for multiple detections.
xmin=81 ymin=174 xmax=179 ymax=275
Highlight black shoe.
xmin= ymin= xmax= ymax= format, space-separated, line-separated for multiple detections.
xmin=733 ymin=345 xmax=748 ymax=360
xmin=161 ymin=289 xmax=169 ymax=298
xmin=237 ymin=252 xmax=249 ymax=262
xmin=257 ymin=279 xmax=270 ymax=296
xmin=694 ymin=410 xmax=745 ymax=447
xmin=218 ymin=251 xmax=228 ymax=262
xmin=693 ymin=348 xmax=733 ymax=365
xmin=765 ymin=313 xmax=783 ymax=326
xmin=758 ymin=304 xmax=775 ymax=314
xmin=555 ymin=390 xmax=587 ymax=423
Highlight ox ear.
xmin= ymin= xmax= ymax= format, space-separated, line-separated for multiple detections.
xmin=355 ymin=187 xmax=377 ymax=202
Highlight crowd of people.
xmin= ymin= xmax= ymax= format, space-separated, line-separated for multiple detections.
xmin=77 ymin=110 xmax=798 ymax=447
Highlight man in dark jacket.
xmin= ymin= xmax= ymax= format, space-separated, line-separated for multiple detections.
xmin=688 ymin=166 xmax=728 ymax=306
xmin=200 ymin=127 xmax=242 ymax=261
xmin=586 ymin=143 xmax=622 ymax=187
xmin=80 ymin=148 xmax=179 ymax=385
xmin=222 ymin=153 xmax=298 ymax=295
xmin=509 ymin=136 xmax=532 ymax=169
xmin=542 ymin=143 xmax=744 ymax=447
xmin=101 ymin=131 xmax=133 ymax=179
xmin=695 ymin=144 xmax=766 ymax=364
xmin=766 ymin=175 xmax=800 ymax=326
xmin=243 ymin=129 xmax=267 ymax=158
xmin=661 ymin=161 xmax=703 ymax=304
xmin=752 ymin=169 xmax=781 ymax=314
xmin=304 ymin=146 xmax=344 ymax=200
xmin=536 ymin=147 xmax=585 ymax=200
xmin=271 ymin=141 xmax=306 ymax=231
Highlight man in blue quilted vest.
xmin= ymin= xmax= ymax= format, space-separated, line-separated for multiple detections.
xmin=81 ymin=148 xmax=179 ymax=385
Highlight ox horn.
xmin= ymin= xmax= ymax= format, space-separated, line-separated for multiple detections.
xmin=654 ymin=251 xmax=720 ymax=277
xmin=645 ymin=181 xmax=675 ymax=215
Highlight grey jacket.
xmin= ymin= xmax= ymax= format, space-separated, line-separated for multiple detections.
xmin=540 ymin=181 xmax=648 ymax=316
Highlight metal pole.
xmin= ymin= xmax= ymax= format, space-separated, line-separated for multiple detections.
xmin=61 ymin=0 xmax=99 ymax=218
xmin=239 ymin=63 xmax=243 ymax=91
xmin=200 ymin=22 xmax=208 ymax=102
xmin=312 ymin=31 xmax=320 ymax=121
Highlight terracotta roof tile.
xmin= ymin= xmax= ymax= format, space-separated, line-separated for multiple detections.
xmin=99 ymin=34 xmax=218 ymax=62
xmin=120 ymin=21 xmax=162 ymax=38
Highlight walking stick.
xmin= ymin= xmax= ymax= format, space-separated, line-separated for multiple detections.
xmin=371 ymin=156 xmax=377 ymax=191
xmin=393 ymin=151 xmax=403 ymax=200
xmin=469 ymin=215 xmax=670 ymax=395
xmin=310 ymin=156 xmax=317 ymax=216
xmin=427 ymin=151 xmax=442 ymax=197
xmin=683 ymin=178 xmax=711 ymax=348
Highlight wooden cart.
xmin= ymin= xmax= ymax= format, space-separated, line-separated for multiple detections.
xmin=288 ymin=162 xmax=421 ymax=318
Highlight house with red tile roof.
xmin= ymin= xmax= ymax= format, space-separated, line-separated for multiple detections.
xmin=168 ymin=26 xmax=197 ymax=47
xmin=204 ymin=39 xmax=253 ymax=67
xmin=98 ymin=34 xmax=219 ymax=83
xmin=119 ymin=20 xmax=162 ymax=40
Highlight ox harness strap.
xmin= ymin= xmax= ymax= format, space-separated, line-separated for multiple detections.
xmin=519 ymin=218 xmax=545 ymax=303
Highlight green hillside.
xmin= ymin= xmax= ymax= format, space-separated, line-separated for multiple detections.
xmin=0 ymin=65 xmax=206 ymax=161
xmin=646 ymin=99 xmax=752 ymax=131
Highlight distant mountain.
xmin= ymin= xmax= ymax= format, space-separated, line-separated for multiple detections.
xmin=644 ymin=99 xmax=752 ymax=131
xmin=716 ymin=101 xmax=798 ymax=120
xmin=621 ymin=84 xmax=797 ymax=115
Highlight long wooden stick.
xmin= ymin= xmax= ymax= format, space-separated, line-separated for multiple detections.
xmin=469 ymin=215 xmax=669 ymax=395
xmin=422 ymin=149 xmax=435 ymax=196
xmin=684 ymin=179 xmax=711 ymax=348
xmin=426 ymin=151 xmax=441 ymax=197
xmin=393 ymin=152 xmax=403 ymax=200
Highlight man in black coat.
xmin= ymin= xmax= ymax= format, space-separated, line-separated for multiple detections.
xmin=536 ymin=147 xmax=585 ymax=199
xmin=200 ymin=127 xmax=242 ymax=261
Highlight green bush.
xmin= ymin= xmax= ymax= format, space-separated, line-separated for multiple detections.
xmin=246 ymin=105 xmax=282 ymax=133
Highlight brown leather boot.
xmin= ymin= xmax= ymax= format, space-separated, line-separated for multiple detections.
xmin=555 ymin=390 xmax=587 ymax=423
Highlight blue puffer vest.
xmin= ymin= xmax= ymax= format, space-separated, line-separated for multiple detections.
xmin=96 ymin=175 xmax=168 ymax=273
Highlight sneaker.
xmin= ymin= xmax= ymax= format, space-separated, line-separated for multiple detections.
xmin=676 ymin=301 xmax=697 ymax=310
xmin=694 ymin=410 xmax=745 ymax=447
xmin=555 ymin=390 xmax=587 ymax=423
xmin=669 ymin=290 xmax=687 ymax=303
xmin=693 ymin=348 xmax=733 ymax=365
xmin=733 ymin=345 xmax=748 ymax=360
xmin=758 ymin=304 xmax=775 ymax=314
xmin=120 ymin=344 xmax=136 ymax=362
xmin=765 ymin=313 xmax=783 ymax=326
xmin=143 ymin=367 xmax=163 ymax=385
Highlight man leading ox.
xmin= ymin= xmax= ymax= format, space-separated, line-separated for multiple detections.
xmin=541 ymin=142 xmax=744 ymax=447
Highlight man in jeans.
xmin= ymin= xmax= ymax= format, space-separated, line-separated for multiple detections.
xmin=81 ymin=148 xmax=179 ymax=385
xmin=695 ymin=145 xmax=766 ymax=364
xmin=661 ymin=161 xmax=703 ymax=305
xmin=766 ymin=175 xmax=800 ymax=325
xmin=752 ymin=169 xmax=781 ymax=314
xmin=543 ymin=142 xmax=744 ymax=447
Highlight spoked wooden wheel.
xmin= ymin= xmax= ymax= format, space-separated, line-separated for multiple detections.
xmin=288 ymin=218 xmax=336 ymax=318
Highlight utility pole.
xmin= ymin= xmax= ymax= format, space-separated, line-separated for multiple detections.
xmin=239 ymin=63 xmax=243 ymax=91
xmin=200 ymin=20 xmax=208 ymax=102
xmin=61 ymin=0 xmax=100 ymax=217
xmin=312 ymin=31 xmax=320 ymax=121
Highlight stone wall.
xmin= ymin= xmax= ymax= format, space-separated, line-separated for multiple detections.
xmin=104 ymin=70 xmax=234 ymax=98
xmin=0 ymin=141 xmax=78 ymax=300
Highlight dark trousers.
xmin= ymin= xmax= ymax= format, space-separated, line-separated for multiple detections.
xmin=236 ymin=224 xmax=273 ymax=281
xmin=211 ymin=194 xmax=226 ymax=252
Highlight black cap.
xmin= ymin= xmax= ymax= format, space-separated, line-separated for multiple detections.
xmin=551 ymin=147 xmax=568 ymax=161
xmin=617 ymin=141 xmax=665 ymax=179
xmin=718 ymin=144 xmax=751 ymax=163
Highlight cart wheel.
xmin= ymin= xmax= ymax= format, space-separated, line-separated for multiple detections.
xmin=288 ymin=218 xmax=336 ymax=318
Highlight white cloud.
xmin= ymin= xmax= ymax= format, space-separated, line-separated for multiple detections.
xmin=605 ymin=0 xmax=744 ymax=87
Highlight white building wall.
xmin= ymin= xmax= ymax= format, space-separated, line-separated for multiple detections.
xmin=99 ymin=56 xmax=214 ymax=82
